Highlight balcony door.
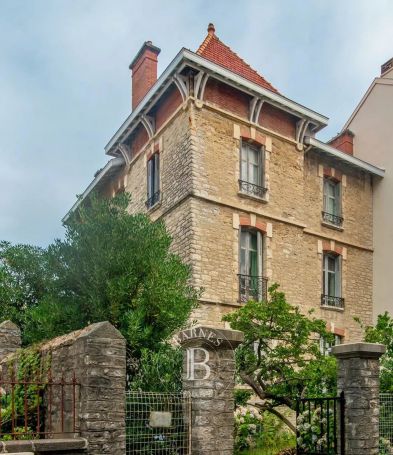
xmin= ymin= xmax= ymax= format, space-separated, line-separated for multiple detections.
xmin=239 ymin=229 xmax=263 ymax=302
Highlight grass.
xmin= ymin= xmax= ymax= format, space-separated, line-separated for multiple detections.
xmin=241 ymin=442 xmax=295 ymax=455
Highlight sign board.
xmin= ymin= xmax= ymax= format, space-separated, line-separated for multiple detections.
xmin=149 ymin=411 xmax=172 ymax=428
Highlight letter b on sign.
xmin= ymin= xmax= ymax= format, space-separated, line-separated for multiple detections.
xmin=186 ymin=347 xmax=211 ymax=380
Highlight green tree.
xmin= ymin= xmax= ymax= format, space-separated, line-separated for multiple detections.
xmin=223 ymin=284 xmax=336 ymax=432
xmin=359 ymin=312 xmax=393 ymax=392
xmin=0 ymin=194 xmax=199 ymax=385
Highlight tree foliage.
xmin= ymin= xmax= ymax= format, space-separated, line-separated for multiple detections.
xmin=0 ymin=194 xmax=199 ymax=384
xmin=359 ymin=311 xmax=393 ymax=392
xmin=223 ymin=284 xmax=337 ymax=432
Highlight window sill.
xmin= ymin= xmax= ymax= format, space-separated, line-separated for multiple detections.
xmin=146 ymin=200 xmax=162 ymax=213
xmin=320 ymin=305 xmax=345 ymax=312
xmin=321 ymin=221 xmax=344 ymax=232
xmin=238 ymin=191 xmax=268 ymax=204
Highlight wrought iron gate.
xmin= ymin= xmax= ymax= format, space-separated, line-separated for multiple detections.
xmin=296 ymin=392 xmax=345 ymax=455
xmin=126 ymin=391 xmax=191 ymax=454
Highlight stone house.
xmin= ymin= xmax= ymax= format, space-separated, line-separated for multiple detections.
xmin=63 ymin=24 xmax=384 ymax=343
xmin=335 ymin=57 xmax=392 ymax=321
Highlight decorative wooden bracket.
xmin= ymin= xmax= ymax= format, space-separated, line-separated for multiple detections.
xmin=117 ymin=143 xmax=132 ymax=166
xmin=249 ymin=97 xmax=264 ymax=123
xmin=140 ymin=114 xmax=155 ymax=139
xmin=295 ymin=119 xmax=310 ymax=150
xmin=194 ymin=71 xmax=209 ymax=101
xmin=173 ymin=73 xmax=189 ymax=102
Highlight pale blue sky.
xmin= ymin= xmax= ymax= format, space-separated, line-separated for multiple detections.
xmin=1 ymin=0 xmax=393 ymax=246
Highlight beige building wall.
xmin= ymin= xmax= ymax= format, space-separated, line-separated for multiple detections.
xmin=345 ymin=68 xmax=393 ymax=320
xmin=117 ymin=96 xmax=374 ymax=341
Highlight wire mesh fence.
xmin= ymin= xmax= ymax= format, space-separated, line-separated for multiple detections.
xmin=126 ymin=391 xmax=191 ymax=454
xmin=380 ymin=393 xmax=393 ymax=454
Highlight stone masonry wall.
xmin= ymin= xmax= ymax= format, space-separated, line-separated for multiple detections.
xmin=123 ymin=94 xmax=374 ymax=340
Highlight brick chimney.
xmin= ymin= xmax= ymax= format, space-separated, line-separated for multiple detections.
xmin=381 ymin=57 xmax=393 ymax=77
xmin=129 ymin=41 xmax=161 ymax=110
xmin=328 ymin=129 xmax=354 ymax=155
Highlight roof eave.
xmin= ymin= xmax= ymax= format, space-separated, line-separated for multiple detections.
xmin=105 ymin=48 xmax=329 ymax=155
xmin=305 ymin=136 xmax=385 ymax=178
xmin=62 ymin=157 xmax=125 ymax=223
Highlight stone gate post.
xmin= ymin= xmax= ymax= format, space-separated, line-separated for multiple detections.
xmin=332 ymin=342 xmax=385 ymax=455
xmin=0 ymin=320 xmax=21 ymax=361
xmin=176 ymin=326 xmax=244 ymax=455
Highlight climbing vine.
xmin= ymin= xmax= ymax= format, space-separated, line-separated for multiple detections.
xmin=1 ymin=346 xmax=50 ymax=440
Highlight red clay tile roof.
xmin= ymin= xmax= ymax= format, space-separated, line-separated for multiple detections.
xmin=197 ymin=24 xmax=279 ymax=94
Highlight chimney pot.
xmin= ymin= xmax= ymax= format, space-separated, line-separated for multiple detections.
xmin=207 ymin=23 xmax=215 ymax=35
xmin=129 ymin=41 xmax=161 ymax=110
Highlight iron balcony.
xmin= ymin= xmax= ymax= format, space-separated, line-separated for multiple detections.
xmin=238 ymin=274 xmax=268 ymax=303
xmin=322 ymin=211 xmax=344 ymax=227
xmin=239 ymin=180 xmax=267 ymax=199
xmin=321 ymin=294 xmax=345 ymax=310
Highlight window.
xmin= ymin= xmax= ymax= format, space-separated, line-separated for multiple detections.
xmin=322 ymin=178 xmax=343 ymax=226
xmin=239 ymin=142 xmax=266 ymax=198
xmin=320 ymin=334 xmax=343 ymax=356
xmin=321 ymin=253 xmax=344 ymax=309
xmin=238 ymin=229 xmax=267 ymax=302
xmin=146 ymin=153 xmax=160 ymax=208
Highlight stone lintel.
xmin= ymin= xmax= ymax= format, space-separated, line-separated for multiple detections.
xmin=332 ymin=342 xmax=386 ymax=359
xmin=177 ymin=325 xmax=244 ymax=350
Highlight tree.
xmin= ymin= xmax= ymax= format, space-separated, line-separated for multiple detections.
xmin=223 ymin=284 xmax=336 ymax=432
xmin=0 ymin=242 xmax=51 ymax=329
xmin=0 ymin=193 xmax=199 ymax=384
xmin=359 ymin=312 xmax=393 ymax=392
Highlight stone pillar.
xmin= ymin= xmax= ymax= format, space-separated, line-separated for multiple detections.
xmin=47 ymin=321 xmax=127 ymax=455
xmin=176 ymin=326 xmax=244 ymax=455
xmin=332 ymin=342 xmax=386 ymax=455
xmin=0 ymin=320 xmax=21 ymax=361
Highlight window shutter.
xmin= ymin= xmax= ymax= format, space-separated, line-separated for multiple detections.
xmin=335 ymin=182 xmax=342 ymax=216
xmin=257 ymin=231 xmax=263 ymax=277
xmin=154 ymin=154 xmax=160 ymax=194
xmin=147 ymin=159 xmax=152 ymax=198
xmin=335 ymin=255 xmax=342 ymax=297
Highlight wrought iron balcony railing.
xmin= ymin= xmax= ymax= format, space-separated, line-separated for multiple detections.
xmin=145 ymin=190 xmax=161 ymax=209
xmin=238 ymin=274 xmax=268 ymax=303
xmin=322 ymin=211 xmax=344 ymax=227
xmin=239 ymin=180 xmax=267 ymax=199
xmin=321 ymin=294 xmax=345 ymax=309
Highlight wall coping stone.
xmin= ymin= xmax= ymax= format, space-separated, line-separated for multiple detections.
xmin=0 ymin=438 xmax=88 ymax=453
xmin=332 ymin=342 xmax=386 ymax=359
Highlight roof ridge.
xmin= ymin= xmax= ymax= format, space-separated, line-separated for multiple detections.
xmin=196 ymin=32 xmax=214 ymax=55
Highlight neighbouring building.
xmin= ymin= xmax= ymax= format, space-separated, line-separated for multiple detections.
xmin=336 ymin=57 xmax=392 ymax=321
xmin=63 ymin=24 xmax=385 ymax=343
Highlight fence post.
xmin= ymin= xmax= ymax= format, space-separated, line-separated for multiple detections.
xmin=0 ymin=320 xmax=21 ymax=362
xmin=332 ymin=342 xmax=385 ymax=455
xmin=176 ymin=326 xmax=244 ymax=455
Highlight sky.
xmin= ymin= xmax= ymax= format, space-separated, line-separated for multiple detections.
xmin=1 ymin=0 xmax=393 ymax=246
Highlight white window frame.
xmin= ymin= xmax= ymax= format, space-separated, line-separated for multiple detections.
xmin=320 ymin=334 xmax=343 ymax=356
xmin=240 ymin=141 xmax=264 ymax=187
xmin=323 ymin=177 xmax=341 ymax=216
xmin=147 ymin=153 xmax=160 ymax=201
xmin=239 ymin=228 xmax=263 ymax=277
xmin=322 ymin=253 xmax=342 ymax=298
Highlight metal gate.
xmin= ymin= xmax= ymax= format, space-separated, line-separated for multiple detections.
xmin=126 ymin=391 xmax=191 ymax=454
xmin=380 ymin=393 xmax=393 ymax=454
xmin=296 ymin=392 xmax=345 ymax=455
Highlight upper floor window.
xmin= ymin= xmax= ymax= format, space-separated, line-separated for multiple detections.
xmin=321 ymin=253 xmax=344 ymax=309
xmin=322 ymin=178 xmax=343 ymax=227
xmin=239 ymin=142 xmax=266 ymax=199
xmin=238 ymin=228 xmax=267 ymax=302
xmin=146 ymin=153 xmax=160 ymax=209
